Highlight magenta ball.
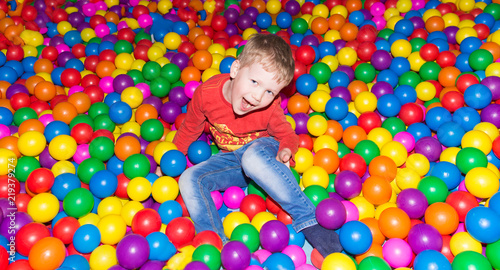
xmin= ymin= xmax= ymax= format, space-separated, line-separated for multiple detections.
xmin=223 ymin=186 xmax=245 ymax=209
xmin=116 ymin=234 xmax=150 ymax=269
xmin=315 ymin=198 xmax=346 ymax=229
xmin=382 ymin=238 xmax=413 ymax=268
xmin=407 ymin=223 xmax=443 ymax=255
xmin=221 ymin=241 xmax=251 ymax=270
xmin=334 ymin=170 xmax=362 ymax=200
xmin=259 ymin=220 xmax=290 ymax=253
xmin=184 ymin=261 xmax=211 ymax=270
xmin=396 ymin=188 xmax=428 ymax=219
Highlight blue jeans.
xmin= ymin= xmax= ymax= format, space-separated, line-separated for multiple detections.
xmin=178 ymin=137 xmax=318 ymax=243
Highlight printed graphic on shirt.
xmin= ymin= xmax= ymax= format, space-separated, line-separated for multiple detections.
xmin=210 ymin=123 xmax=260 ymax=151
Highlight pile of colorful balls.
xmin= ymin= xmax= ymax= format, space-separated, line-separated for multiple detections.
xmin=1 ymin=0 xmax=500 ymax=269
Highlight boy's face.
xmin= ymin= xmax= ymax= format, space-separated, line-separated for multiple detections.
xmin=225 ymin=60 xmax=288 ymax=116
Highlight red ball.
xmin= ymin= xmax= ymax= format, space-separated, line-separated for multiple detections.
xmin=83 ymin=85 xmax=104 ymax=104
xmin=298 ymin=134 xmax=313 ymax=150
xmin=21 ymin=5 xmax=37 ymax=21
xmin=266 ymin=196 xmax=282 ymax=214
xmin=61 ymin=68 xmax=82 ymax=87
xmin=357 ymin=42 xmax=377 ymax=62
xmin=132 ymin=5 xmax=149 ymax=19
xmin=117 ymin=28 xmax=136 ymax=43
xmin=409 ymin=28 xmax=428 ymax=40
xmin=178 ymin=42 xmax=196 ymax=57
xmin=133 ymin=45 xmax=150 ymax=62
xmin=6 ymin=45 xmax=24 ymax=61
xmin=175 ymin=194 xmax=190 ymax=217
xmin=0 ymin=175 xmax=20 ymax=199
xmin=26 ymin=168 xmax=55 ymax=194
xmin=67 ymin=243 xmax=91 ymax=261
xmin=399 ymin=103 xmax=424 ymax=126
xmin=10 ymin=92 xmax=31 ymax=110
xmin=436 ymin=3 xmax=453 ymax=15
xmin=131 ymin=208 xmax=162 ymax=237
xmin=440 ymin=91 xmax=464 ymax=112
xmin=15 ymin=222 xmax=51 ymax=256
xmin=71 ymin=123 xmax=94 ymax=145
xmin=84 ymin=55 xmax=99 ymax=72
xmin=339 ymin=153 xmax=367 ymax=178
xmin=441 ymin=235 xmax=454 ymax=263
xmin=296 ymin=45 xmax=316 ymax=66
xmin=115 ymin=174 xmax=130 ymax=199
xmin=277 ymin=209 xmax=293 ymax=225
xmin=436 ymin=51 xmax=457 ymax=68
xmin=419 ymin=44 xmax=439 ymax=62
xmin=41 ymin=46 xmax=59 ymax=62
xmin=473 ymin=23 xmax=490 ymax=40
xmin=71 ymin=43 xmax=86 ymax=58
xmin=301 ymin=1 xmax=315 ymax=14
xmin=15 ymin=193 xmax=31 ymax=213
xmin=6 ymin=259 xmax=31 ymax=270
xmin=30 ymin=100 xmax=51 ymax=115
xmin=493 ymin=136 xmax=500 ymax=159
xmin=81 ymin=74 xmax=100 ymax=88
xmin=445 ymin=191 xmax=479 ymax=222
xmin=357 ymin=111 xmax=382 ymax=133
xmin=165 ymin=217 xmax=196 ymax=248
xmin=357 ymin=25 xmax=377 ymax=43
xmin=456 ymin=74 xmax=479 ymax=93
xmin=99 ymin=49 xmax=117 ymax=63
xmin=52 ymin=8 xmax=68 ymax=23
xmin=53 ymin=217 xmax=80 ymax=245
xmin=211 ymin=14 xmax=227 ymax=32
xmin=239 ymin=194 xmax=266 ymax=220
xmin=0 ymin=246 xmax=8 ymax=270
xmin=89 ymin=15 xmax=107 ymax=29
xmin=228 ymin=35 xmax=243 ymax=48
xmin=92 ymin=129 xmax=115 ymax=142
xmin=192 ymin=230 xmax=223 ymax=250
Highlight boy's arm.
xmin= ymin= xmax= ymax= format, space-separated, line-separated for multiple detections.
xmin=172 ymin=88 xmax=206 ymax=155
xmin=267 ymin=104 xmax=299 ymax=155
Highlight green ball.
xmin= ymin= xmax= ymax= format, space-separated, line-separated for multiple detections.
xmin=114 ymin=40 xmax=134 ymax=54
xmin=230 ymin=224 xmax=260 ymax=253
xmin=224 ymin=0 xmax=239 ymax=8
xmin=210 ymin=145 xmax=220 ymax=155
xmin=469 ymin=49 xmax=493 ymax=71
xmin=13 ymin=107 xmax=37 ymax=126
xmin=88 ymin=102 xmax=109 ymax=119
xmin=89 ymin=136 xmax=115 ymax=162
xmin=36 ymin=45 xmax=46 ymax=57
xmin=63 ymin=188 xmax=95 ymax=218
xmin=150 ymin=77 xmax=171 ymax=98
xmin=236 ymin=45 xmax=245 ymax=58
xmin=484 ymin=3 xmax=500 ymax=20
xmin=93 ymin=114 xmax=116 ymax=132
xmin=355 ymin=63 xmax=376 ymax=83
xmin=127 ymin=69 xmax=145 ymax=84
xmin=424 ymin=97 xmax=440 ymax=108
xmin=14 ymin=156 xmax=40 ymax=182
xmin=247 ymin=181 xmax=267 ymax=200
xmin=88 ymin=37 xmax=101 ymax=44
xmin=327 ymin=174 xmax=336 ymax=193
xmin=382 ymin=117 xmax=406 ymax=137
xmin=291 ymin=167 xmax=300 ymax=184
xmin=77 ymin=157 xmax=106 ymax=184
xmin=417 ymin=176 xmax=449 ymax=204
xmin=267 ymin=25 xmax=281 ymax=34
xmin=354 ymin=140 xmax=380 ymax=165
xmin=456 ymin=147 xmax=488 ymax=174
xmin=171 ymin=80 xmax=185 ymax=89
xmin=358 ymin=256 xmax=391 ymax=270
xmin=419 ymin=61 xmax=441 ymax=81
xmin=134 ymin=30 xmax=152 ymax=44
xmin=310 ymin=62 xmax=331 ymax=84
xmin=142 ymin=61 xmax=162 ymax=81
xmin=192 ymin=244 xmax=221 ymax=270
xmin=451 ymin=251 xmax=492 ymax=270
xmin=291 ymin=18 xmax=308 ymax=34
xmin=123 ymin=154 xmax=151 ymax=179
xmin=337 ymin=143 xmax=350 ymax=158
xmin=377 ymin=29 xmax=394 ymax=41
xmin=140 ymin=119 xmax=164 ymax=142
xmin=410 ymin=38 xmax=426 ymax=53
xmin=160 ymin=63 xmax=181 ymax=84
xmin=70 ymin=114 xmax=94 ymax=130
xmin=486 ymin=239 xmax=500 ymax=269
xmin=303 ymin=185 xmax=329 ymax=207
xmin=399 ymin=71 xmax=421 ymax=88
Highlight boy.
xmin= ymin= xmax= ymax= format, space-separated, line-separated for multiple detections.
xmin=172 ymin=33 xmax=343 ymax=257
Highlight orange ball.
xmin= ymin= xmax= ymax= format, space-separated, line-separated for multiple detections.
xmin=313 ymin=148 xmax=339 ymax=174
xmin=135 ymin=104 xmax=158 ymax=125
xmin=345 ymin=0 xmax=362 ymax=12
xmin=145 ymin=140 xmax=161 ymax=157
xmin=28 ymin=237 xmax=66 ymax=270
xmin=194 ymin=35 xmax=212 ymax=51
xmin=378 ymin=207 xmax=411 ymax=239
xmin=18 ymin=119 xmax=45 ymax=135
xmin=339 ymin=22 xmax=359 ymax=42
xmin=328 ymin=14 xmax=346 ymax=31
xmin=188 ymin=27 xmax=205 ymax=43
xmin=251 ymin=0 xmax=266 ymax=13
xmin=192 ymin=49 xmax=213 ymax=71
xmin=25 ymin=76 xmax=44 ymax=95
xmin=438 ymin=66 xmax=461 ymax=88
xmin=480 ymin=42 xmax=500 ymax=61
xmin=95 ymin=60 xmax=116 ymax=78
xmin=0 ymin=136 xmax=20 ymax=158
xmin=425 ymin=16 xmax=445 ymax=33
xmin=348 ymin=80 xmax=368 ymax=100
xmin=424 ymin=202 xmax=459 ymax=235
xmin=287 ymin=94 xmax=310 ymax=115
xmin=114 ymin=136 xmax=141 ymax=161
xmin=311 ymin=17 xmax=329 ymax=35
xmin=181 ymin=66 xmax=201 ymax=84
xmin=362 ymin=176 xmax=392 ymax=206
xmin=0 ymin=80 xmax=10 ymax=98
xmin=104 ymin=12 xmax=120 ymax=24
xmin=324 ymin=120 xmax=343 ymax=141
xmin=342 ymin=125 xmax=367 ymax=149
xmin=52 ymin=101 xmax=78 ymax=125
xmin=368 ymin=156 xmax=397 ymax=182
xmin=33 ymin=58 xmax=54 ymax=74
xmin=67 ymin=92 xmax=91 ymax=114
xmin=34 ymin=81 xmax=56 ymax=102
xmin=355 ymin=243 xmax=383 ymax=263
xmin=361 ymin=217 xmax=385 ymax=246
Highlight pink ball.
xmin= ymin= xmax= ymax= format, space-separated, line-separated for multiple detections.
xmin=0 ymin=124 xmax=10 ymax=139
xmin=56 ymin=44 xmax=70 ymax=53
xmin=454 ymin=222 xmax=466 ymax=234
xmin=99 ymin=76 xmax=114 ymax=93
xmin=458 ymin=180 xmax=468 ymax=192
xmin=39 ymin=114 xmax=54 ymax=127
xmin=341 ymin=200 xmax=359 ymax=222
xmin=117 ymin=21 xmax=129 ymax=30
xmin=253 ymin=249 xmax=271 ymax=264
xmin=412 ymin=0 xmax=425 ymax=10
xmin=184 ymin=81 xmax=201 ymax=99
xmin=136 ymin=83 xmax=151 ymax=99
xmin=282 ymin=245 xmax=306 ymax=268
xmin=95 ymin=24 xmax=110 ymax=38
xmin=138 ymin=14 xmax=153 ymax=28
xmin=296 ymin=264 xmax=318 ymax=270
xmin=82 ymin=3 xmax=96 ymax=16
xmin=382 ymin=238 xmax=413 ymax=268
xmin=95 ymin=1 xmax=107 ymax=10
xmin=73 ymin=144 xmax=90 ymax=164
xmin=68 ymin=85 xmax=84 ymax=96
xmin=43 ymin=38 xmax=51 ymax=46
xmin=372 ymin=16 xmax=386 ymax=31
xmin=393 ymin=131 xmax=415 ymax=152
xmin=211 ymin=191 xmax=223 ymax=210
xmin=129 ymin=0 xmax=140 ymax=6
xmin=223 ymin=186 xmax=245 ymax=209
xmin=245 ymin=266 xmax=264 ymax=270
xmin=370 ymin=2 xmax=385 ymax=16
xmin=228 ymin=5 xmax=241 ymax=12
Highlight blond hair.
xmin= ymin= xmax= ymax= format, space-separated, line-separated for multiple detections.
xmin=237 ymin=33 xmax=295 ymax=85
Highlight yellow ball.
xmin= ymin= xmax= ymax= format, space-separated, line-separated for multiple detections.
xmin=121 ymin=201 xmax=144 ymax=226
xmin=312 ymin=4 xmax=329 ymax=18
xmin=157 ymin=0 xmax=173 ymax=14
xmin=97 ymin=214 xmax=127 ymax=245
xmin=242 ymin=28 xmax=258 ymax=40
xmin=337 ymin=47 xmax=358 ymax=66
xmin=89 ymin=245 xmax=118 ymax=270
xmin=405 ymin=153 xmax=430 ymax=176
xmin=147 ymin=46 xmax=164 ymax=61
xmin=380 ymin=141 xmax=407 ymax=167
xmin=210 ymin=53 xmax=224 ymax=70
xmin=456 ymin=27 xmax=478 ymax=44
xmin=314 ymin=135 xmax=338 ymax=153
xmin=415 ymin=81 xmax=437 ymax=102
xmin=309 ymin=90 xmax=331 ymax=113
xmin=127 ymin=177 xmax=152 ymax=202
xmin=367 ymin=127 xmax=392 ymax=150
xmin=330 ymin=5 xmax=348 ymax=18
xmin=223 ymin=211 xmax=250 ymax=238
xmin=152 ymin=176 xmax=179 ymax=203
xmin=57 ymin=21 xmax=73 ymax=35
xmin=443 ymin=13 xmax=460 ymax=28
xmin=422 ymin=9 xmax=442 ymax=22
xmin=396 ymin=168 xmax=421 ymax=190
xmin=307 ymin=115 xmax=328 ymax=137
xmin=22 ymin=45 xmax=38 ymax=57
xmin=473 ymin=122 xmax=499 ymax=141
xmin=163 ymin=32 xmax=181 ymax=50
xmin=251 ymin=212 xmax=277 ymax=232
xmin=408 ymin=52 xmax=426 ymax=72
xmin=458 ymin=0 xmax=475 ymax=12
xmin=293 ymin=148 xmax=314 ymax=173
xmin=208 ymin=43 xmax=226 ymax=56
xmin=18 ymin=131 xmax=46 ymax=157
xmin=350 ymin=196 xmax=375 ymax=220
xmin=354 ymin=91 xmax=377 ymax=113
xmin=461 ymin=130 xmax=492 ymax=155
xmin=51 ymin=161 xmax=76 ymax=176
xmin=286 ymin=115 xmax=296 ymax=130
xmin=153 ymin=141 xmax=177 ymax=164
xmin=27 ymin=193 xmax=60 ymax=223
xmin=440 ymin=147 xmax=460 ymax=164
xmin=201 ymin=68 xmax=221 ymax=82
xmin=97 ymin=197 xmax=123 ymax=217
xmin=396 ymin=0 xmax=412 ymax=13
xmin=121 ymin=86 xmax=143 ymax=109
xmin=321 ymin=55 xmax=339 ymax=71
xmin=302 ymin=166 xmax=329 ymax=188
xmin=115 ymin=53 xmax=134 ymax=70
xmin=266 ymin=0 xmax=281 ymax=14
xmin=324 ymin=30 xmax=341 ymax=44
xmin=486 ymin=63 xmax=500 ymax=77
xmin=81 ymin=28 xmax=96 ymax=43
xmin=391 ymin=39 xmax=412 ymax=58
xmin=0 ymin=148 xmax=17 ymax=175
xmin=120 ymin=121 xmax=141 ymax=137
xmin=450 ymin=232 xmax=482 ymax=255
xmin=49 ymin=135 xmax=77 ymax=160
xmin=322 ymin=252 xmax=357 ymax=270
xmin=79 ymin=213 xmax=101 ymax=226
xmin=465 ymin=167 xmax=499 ymax=199
xmin=374 ymin=202 xmax=397 ymax=219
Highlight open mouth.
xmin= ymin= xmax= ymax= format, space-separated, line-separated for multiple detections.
xmin=241 ymin=98 xmax=255 ymax=111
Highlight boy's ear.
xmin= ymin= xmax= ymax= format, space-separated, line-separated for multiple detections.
xmin=229 ymin=60 xmax=240 ymax=79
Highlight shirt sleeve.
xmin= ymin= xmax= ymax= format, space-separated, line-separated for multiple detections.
xmin=267 ymin=103 xmax=300 ymax=155
xmin=172 ymin=85 xmax=206 ymax=155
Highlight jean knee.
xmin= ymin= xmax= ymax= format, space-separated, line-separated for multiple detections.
xmin=178 ymin=167 xmax=197 ymax=194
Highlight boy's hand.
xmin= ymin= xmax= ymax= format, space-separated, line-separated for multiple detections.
xmin=276 ymin=148 xmax=292 ymax=168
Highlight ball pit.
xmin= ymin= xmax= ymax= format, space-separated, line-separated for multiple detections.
xmin=0 ymin=0 xmax=500 ymax=269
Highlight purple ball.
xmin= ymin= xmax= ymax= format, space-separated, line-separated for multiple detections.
xmin=140 ymin=260 xmax=165 ymax=270
xmin=370 ymin=81 xmax=394 ymax=98
xmin=360 ymin=9 xmax=372 ymax=20
xmin=284 ymin=0 xmax=301 ymax=16
xmin=113 ymin=74 xmax=135 ymax=94
xmin=407 ymin=223 xmax=443 ymax=254
xmin=396 ymin=188 xmax=428 ymax=219
xmin=221 ymin=241 xmax=251 ymax=270
xmin=68 ymin=12 xmax=85 ymax=27
xmin=116 ymin=234 xmax=150 ymax=269
xmin=443 ymin=26 xmax=459 ymax=44
xmin=163 ymin=13 xmax=180 ymax=22
xmin=414 ymin=136 xmax=442 ymax=162
xmin=143 ymin=96 xmax=163 ymax=115
xmin=184 ymin=261 xmax=210 ymax=270
xmin=301 ymin=35 xmax=319 ymax=47
xmin=315 ymin=198 xmax=347 ymax=230
xmin=237 ymin=14 xmax=253 ymax=30
xmin=57 ymin=51 xmax=76 ymax=67
xmin=108 ymin=266 xmax=127 ymax=270
xmin=142 ymin=196 xmax=154 ymax=209
xmin=170 ymin=52 xmax=189 ymax=71
xmin=224 ymin=8 xmax=240 ymax=25
xmin=259 ymin=220 xmax=289 ymax=253
xmin=336 ymin=65 xmax=355 ymax=81
xmin=334 ymin=171 xmax=362 ymax=199
xmin=102 ymin=35 xmax=118 ymax=44
xmin=5 ymin=84 xmax=29 ymax=99
xmin=109 ymin=6 xmax=123 ymax=18
xmin=481 ymin=104 xmax=500 ymax=128
xmin=0 ymin=212 xmax=33 ymax=239
xmin=0 ymin=199 xmax=12 ymax=218
xmin=410 ymin=16 xmax=425 ymax=29
xmin=292 ymin=113 xmax=309 ymax=135
xmin=145 ymin=154 xmax=156 ymax=173
xmin=244 ymin=7 xmax=259 ymax=21
xmin=330 ymin=86 xmax=352 ymax=103
xmin=481 ymin=76 xmax=500 ymax=101
xmin=40 ymin=147 xmax=58 ymax=169
xmin=333 ymin=40 xmax=346 ymax=52
xmin=370 ymin=50 xmax=392 ymax=70
xmin=49 ymin=36 xmax=65 ymax=47
xmin=169 ymin=86 xmax=190 ymax=107
xmin=225 ymin=24 xmax=239 ymax=37
xmin=160 ymin=101 xmax=182 ymax=124
xmin=77 ymin=22 xmax=92 ymax=32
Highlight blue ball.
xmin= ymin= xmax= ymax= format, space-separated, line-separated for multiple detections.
xmin=158 ymin=200 xmax=183 ymax=225
xmin=290 ymin=33 xmax=304 ymax=47
xmin=430 ymin=161 xmax=462 ymax=190
xmin=256 ymin=13 xmax=272 ymax=29
xmin=465 ymin=206 xmax=500 ymax=244
xmin=464 ymin=84 xmax=492 ymax=109
xmin=172 ymin=21 xmax=189 ymax=35
xmin=276 ymin=12 xmax=292 ymax=29
xmin=452 ymin=107 xmax=481 ymax=132
xmin=220 ymin=57 xmax=235 ymax=74
xmin=187 ymin=140 xmax=212 ymax=165
xmin=287 ymin=224 xmax=305 ymax=247
xmin=0 ymin=66 xmax=18 ymax=84
xmin=475 ymin=13 xmax=495 ymax=29
xmin=51 ymin=66 xmax=65 ymax=86
xmin=22 ymin=56 xmax=37 ymax=73
xmin=104 ymin=92 xmax=121 ymax=107
xmin=89 ymin=170 xmax=118 ymax=198
xmin=0 ymin=51 xmax=6 ymax=66
xmin=85 ymin=43 xmax=99 ymax=56
xmin=430 ymin=38 xmax=449 ymax=52
xmin=375 ymin=39 xmax=391 ymax=52
xmin=390 ymin=56 xmax=411 ymax=76
xmin=460 ymin=36 xmax=483 ymax=54
xmin=489 ymin=192 xmax=500 ymax=216
xmin=348 ymin=10 xmax=365 ymax=26
xmin=5 ymin=60 xmax=24 ymax=77
xmin=0 ymin=107 xmax=13 ymax=125
xmin=61 ymin=255 xmax=90 ymax=270
xmin=329 ymin=71 xmax=350 ymax=89
xmin=394 ymin=85 xmax=417 ymax=104
xmin=296 ymin=74 xmax=318 ymax=96
xmin=425 ymin=107 xmax=452 ymax=131
xmin=455 ymin=53 xmax=473 ymax=72
xmin=73 ymin=224 xmax=101 ymax=254
xmin=318 ymin=41 xmax=336 ymax=58
xmin=376 ymin=69 xmax=399 ymax=88
xmin=98 ymin=41 xmax=115 ymax=53
xmin=394 ymin=19 xmax=414 ymax=36
xmin=109 ymin=101 xmax=132 ymax=124
xmin=262 ymin=252 xmax=295 ymax=270
xmin=107 ymin=155 xmax=124 ymax=175
xmin=407 ymin=123 xmax=432 ymax=142
xmin=487 ymin=150 xmax=500 ymax=169
xmin=388 ymin=32 xmax=408 ymax=45
xmin=64 ymin=30 xmax=83 ymax=47
xmin=325 ymin=97 xmax=348 ymax=121
xmin=339 ymin=220 xmax=372 ymax=255
xmin=436 ymin=121 xmax=465 ymax=148
xmin=377 ymin=94 xmax=402 ymax=117
xmin=413 ymin=250 xmax=452 ymax=270
xmin=146 ymin=231 xmax=177 ymax=261
xmin=0 ymin=235 xmax=7 ymax=251
xmin=52 ymin=173 xmax=81 ymax=201
xmin=427 ymin=31 xmax=447 ymax=42
xmin=338 ymin=112 xmax=358 ymax=130
xmin=160 ymin=150 xmax=187 ymax=177
xmin=65 ymin=58 xmax=85 ymax=71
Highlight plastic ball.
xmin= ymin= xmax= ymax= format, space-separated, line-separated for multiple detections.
xmin=378 ymin=207 xmax=411 ymax=239
xmin=259 ymin=220 xmax=289 ymax=253
xmin=413 ymin=250 xmax=451 ymax=270
xmin=382 ymin=238 xmax=413 ymax=268
xmin=187 ymin=140 xmax=212 ymax=165
xmin=407 ymin=223 xmax=443 ymax=254
xmin=28 ymin=237 xmax=66 ymax=270
xmin=160 ymin=150 xmax=187 ymax=177
xmin=451 ymin=251 xmax=492 ymax=270
xmin=424 ymin=202 xmax=459 ymax=235
xmin=63 ymin=188 xmax=94 ymax=218
xmin=73 ymin=224 xmax=101 ymax=254
xmin=339 ymin=220 xmax=373 ymax=255
xmin=116 ymin=234 xmax=150 ymax=269
xmin=465 ymin=206 xmax=500 ymax=244
xmin=321 ymin=252 xmax=356 ymax=270
xmin=27 ymin=193 xmax=59 ymax=223
xmin=221 ymin=241 xmax=251 ymax=270
xmin=315 ymin=198 xmax=346 ymax=230
xmin=89 ymin=245 xmax=118 ymax=270
xmin=166 ymin=217 xmax=195 ymax=248
xmin=464 ymin=167 xmax=499 ymax=199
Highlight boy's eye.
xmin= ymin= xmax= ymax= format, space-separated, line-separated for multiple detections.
xmin=266 ymin=90 xmax=275 ymax=96
xmin=251 ymin=80 xmax=257 ymax=84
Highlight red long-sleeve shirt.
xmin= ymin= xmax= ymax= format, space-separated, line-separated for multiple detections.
xmin=173 ymin=74 xmax=299 ymax=155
